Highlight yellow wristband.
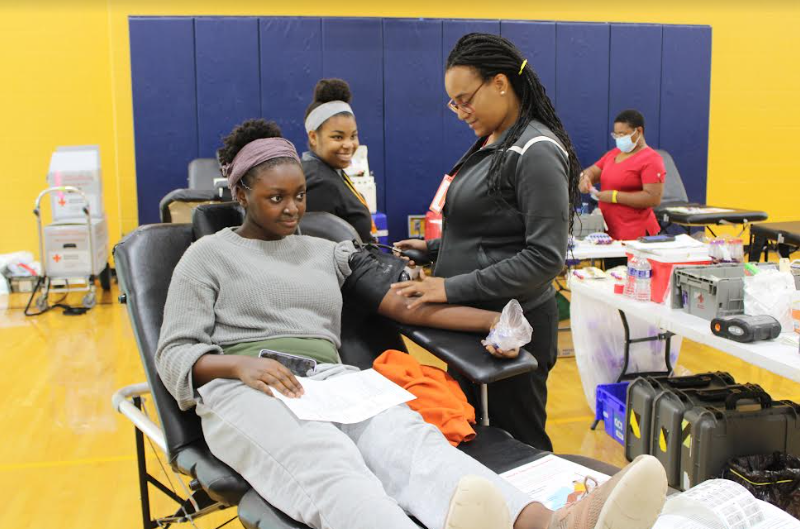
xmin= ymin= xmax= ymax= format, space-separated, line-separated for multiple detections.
xmin=612 ymin=190 xmax=619 ymax=204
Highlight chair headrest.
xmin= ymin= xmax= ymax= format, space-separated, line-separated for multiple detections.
xmin=187 ymin=158 xmax=222 ymax=190
xmin=192 ymin=202 xmax=245 ymax=240
xmin=191 ymin=204 xmax=361 ymax=244
xmin=299 ymin=212 xmax=362 ymax=243
xmin=654 ymin=149 xmax=689 ymax=205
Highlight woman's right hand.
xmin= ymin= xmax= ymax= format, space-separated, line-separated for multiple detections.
xmin=578 ymin=172 xmax=593 ymax=194
xmin=233 ymin=357 xmax=304 ymax=398
xmin=394 ymin=239 xmax=428 ymax=253
xmin=393 ymin=239 xmax=429 ymax=266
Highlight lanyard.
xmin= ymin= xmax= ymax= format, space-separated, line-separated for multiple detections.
xmin=340 ymin=170 xmax=378 ymax=234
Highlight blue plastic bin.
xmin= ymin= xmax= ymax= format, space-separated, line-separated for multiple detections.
xmin=372 ymin=212 xmax=388 ymax=248
xmin=595 ymin=382 xmax=629 ymax=445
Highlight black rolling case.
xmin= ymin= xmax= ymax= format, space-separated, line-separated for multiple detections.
xmin=680 ymin=390 xmax=800 ymax=491
xmin=650 ymin=384 xmax=764 ymax=487
xmin=625 ymin=372 xmax=736 ymax=461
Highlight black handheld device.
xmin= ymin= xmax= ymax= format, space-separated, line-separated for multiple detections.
xmin=258 ymin=350 xmax=317 ymax=376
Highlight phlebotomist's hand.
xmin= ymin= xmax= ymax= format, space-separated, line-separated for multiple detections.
xmin=595 ymin=190 xmax=614 ymax=203
xmin=233 ymin=356 xmax=304 ymax=398
xmin=390 ymin=269 xmax=447 ymax=310
xmin=393 ymin=239 xmax=429 ymax=266
xmin=578 ymin=172 xmax=593 ymax=194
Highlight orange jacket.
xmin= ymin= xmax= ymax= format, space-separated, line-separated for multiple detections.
xmin=373 ymin=350 xmax=476 ymax=446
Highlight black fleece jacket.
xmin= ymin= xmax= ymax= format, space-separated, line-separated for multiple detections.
xmin=429 ymin=120 xmax=569 ymax=314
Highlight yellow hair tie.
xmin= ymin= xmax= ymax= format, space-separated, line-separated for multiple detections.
xmin=518 ymin=59 xmax=528 ymax=75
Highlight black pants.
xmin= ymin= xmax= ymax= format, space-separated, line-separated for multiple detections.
xmin=455 ymin=295 xmax=559 ymax=451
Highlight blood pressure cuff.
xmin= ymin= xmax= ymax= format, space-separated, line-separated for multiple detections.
xmin=342 ymin=243 xmax=409 ymax=315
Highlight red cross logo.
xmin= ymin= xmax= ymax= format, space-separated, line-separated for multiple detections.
xmin=53 ymin=254 xmax=62 ymax=263
xmin=58 ymin=197 xmax=66 ymax=207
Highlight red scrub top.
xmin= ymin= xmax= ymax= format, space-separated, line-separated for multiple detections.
xmin=595 ymin=147 xmax=666 ymax=240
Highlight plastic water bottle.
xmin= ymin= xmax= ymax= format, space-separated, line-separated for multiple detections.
xmin=624 ymin=254 xmax=638 ymax=298
xmin=634 ymin=256 xmax=652 ymax=302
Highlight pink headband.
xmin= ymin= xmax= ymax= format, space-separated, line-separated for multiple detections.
xmin=223 ymin=138 xmax=300 ymax=194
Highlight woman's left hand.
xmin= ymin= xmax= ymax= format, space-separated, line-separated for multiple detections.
xmin=484 ymin=343 xmax=520 ymax=359
xmin=596 ymin=190 xmax=613 ymax=203
xmin=390 ymin=269 xmax=447 ymax=310
xmin=483 ymin=315 xmax=521 ymax=359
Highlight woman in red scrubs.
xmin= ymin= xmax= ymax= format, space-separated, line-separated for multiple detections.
xmin=579 ymin=109 xmax=665 ymax=240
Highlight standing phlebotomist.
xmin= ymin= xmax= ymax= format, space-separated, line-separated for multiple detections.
xmin=579 ymin=109 xmax=666 ymax=241
xmin=394 ymin=33 xmax=582 ymax=450
xmin=302 ymin=78 xmax=376 ymax=242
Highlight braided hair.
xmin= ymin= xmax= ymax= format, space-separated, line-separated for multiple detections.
xmin=446 ymin=33 xmax=582 ymax=236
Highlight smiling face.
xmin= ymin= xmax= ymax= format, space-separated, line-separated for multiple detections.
xmin=445 ymin=65 xmax=516 ymax=139
xmin=308 ymin=114 xmax=359 ymax=170
xmin=236 ymin=161 xmax=307 ymax=241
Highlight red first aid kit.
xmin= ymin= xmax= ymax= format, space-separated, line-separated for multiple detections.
xmin=627 ymin=252 xmax=713 ymax=303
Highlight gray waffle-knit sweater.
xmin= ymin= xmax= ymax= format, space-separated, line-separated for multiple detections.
xmin=156 ymin=227 xmax=355 ymax=410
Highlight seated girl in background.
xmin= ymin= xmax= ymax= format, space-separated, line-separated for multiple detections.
xmin=155 ymin=118 xmax=668 ymax=529
xmin=302 ymin=78 xmax=375 ymax=242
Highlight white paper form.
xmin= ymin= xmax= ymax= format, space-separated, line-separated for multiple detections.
xmin=272 ymin=369 xmax=416 ymax=424
xmin=500 ymin=455 xmax=610 ymax=510
xmin=656 ymin=479 xmax=800 ymax=529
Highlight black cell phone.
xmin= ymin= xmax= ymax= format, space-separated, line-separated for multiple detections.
xmin=258 ymin=349 xmax=317 ymax=377
xmin=637 ymin=235 xmax=676 ymax=243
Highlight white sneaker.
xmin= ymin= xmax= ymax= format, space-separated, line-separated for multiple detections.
xmin=549 ymin=455 xmax=668 ymax=529
xmin=444 ymin=475 xmax=513 ymax=529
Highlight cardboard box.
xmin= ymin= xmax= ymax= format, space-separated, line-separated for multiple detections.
xmin=46 ymin=145 xmax=104 ymax=220
xmin=43 ymin=218 xmax=108 ymax=278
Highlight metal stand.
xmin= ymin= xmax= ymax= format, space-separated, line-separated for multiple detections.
xmin=590 ymin=310 xmax=674 ymax=430
xmin=480 ymin=384 xmax=490 ymax=426
xmin=118 ymin=391 xmax=226 ymax=529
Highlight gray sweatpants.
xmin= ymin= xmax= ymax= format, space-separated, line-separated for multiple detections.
xmin=196 ymin=377 xmax=532 ymax=529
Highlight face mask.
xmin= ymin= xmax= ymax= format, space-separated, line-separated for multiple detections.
xmin=615 ymin=130 xmax=638 ymax=153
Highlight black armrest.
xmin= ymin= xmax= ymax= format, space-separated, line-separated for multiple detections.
xmin=395 ymin=324 xmax=537 ymax=384
xmin=173 ymin=441 xmax=250 ymax=506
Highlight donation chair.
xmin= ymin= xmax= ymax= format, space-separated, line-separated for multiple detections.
xmin=188 ymin=158 xmax=223 ymax=190
xmin=747 ymin=221 xmax=800 ymax=262
xmin=157 ymin=158 xmax=226 ymax=223
xmin=654 ymin=149 xmax=768 ymax=236
xmin=112 ymin=209 xmax=617 ymax=529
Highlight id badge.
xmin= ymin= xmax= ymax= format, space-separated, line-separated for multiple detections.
xmin=429 ymin=174 xmax=454 ymax=214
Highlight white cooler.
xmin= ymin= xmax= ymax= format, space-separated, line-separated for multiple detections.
xmin=43 ymin=218 xmax=108 ymax=279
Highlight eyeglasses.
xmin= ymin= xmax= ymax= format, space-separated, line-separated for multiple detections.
xmin=447 ymin=82 xmax=487 ymax=115
xmin=610 ymin=130 xmax=637 ymax=139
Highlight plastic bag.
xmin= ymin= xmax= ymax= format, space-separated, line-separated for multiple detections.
xmin=744 ymin=270 xmax=797 ymax=332
xmin=723 ymin=453 xmax=800 ymax=518
xmin=571 ymin=290 xmax=682 ymax=412
xmin=483 ymin=299 xmax=533 ymax=351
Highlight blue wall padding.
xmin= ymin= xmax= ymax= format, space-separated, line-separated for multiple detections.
xmin=608 ymin=24 xmax=663 ymax=150
xmin=555 ymin=23 xmax=611 ymax=169
xmin=260 ymin=17 xmax=323 ymax=154
xmin=195 ymin=17 xmax=261 ymax=158
xmin=321 ymin=18 xmax=386 ymax=211
xmin=383 ymin=18 xmax=445 ymax=242
xmin=130 ymin=17 xmax=198 ymax=225
xmin=441 ymin=20 xmax=500 ymax=168
xmin=659 ymin=25 xmax=712 ymax=204
xmin=500 ymin=21 xmax=557 ymax=107
xmin=131 ymin=17 xmax=712 ymax=228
